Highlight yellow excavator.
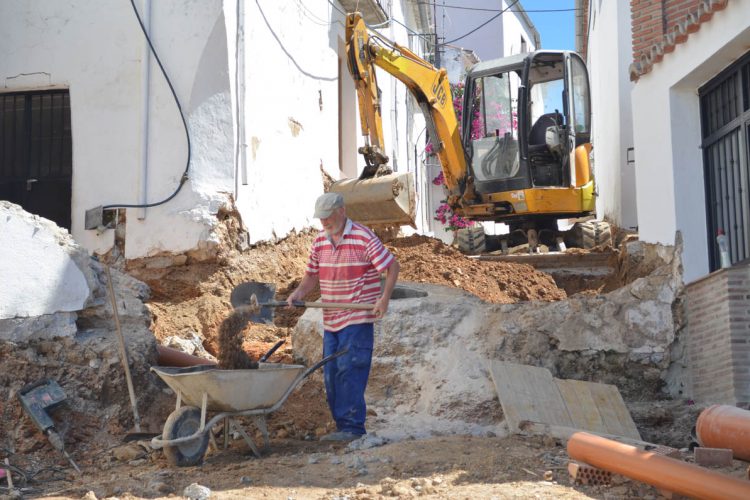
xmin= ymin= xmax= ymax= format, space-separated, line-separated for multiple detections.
xmin=331 ymin=12 xmax=609 ymax=253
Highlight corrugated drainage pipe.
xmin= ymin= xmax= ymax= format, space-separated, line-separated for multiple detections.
xmin=696 ymin=404 xmax=750 ymax=461
xmin=567 ymin=432 xmax=750 ymax=500
xmin=156 ymin=345 xmax=216 ymax=367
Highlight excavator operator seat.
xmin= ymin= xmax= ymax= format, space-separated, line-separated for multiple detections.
xmin=528 ymin=112 xmax=565 ymax=187
xmin=529 ymin=112 xmax=563 ymax=147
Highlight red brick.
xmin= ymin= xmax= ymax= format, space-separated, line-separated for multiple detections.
xmin=694 ymin=447 xmax=734 ymax=467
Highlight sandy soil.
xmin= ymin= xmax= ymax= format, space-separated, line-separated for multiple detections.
xmin=22 ymin=434 xmax=750 ymax=500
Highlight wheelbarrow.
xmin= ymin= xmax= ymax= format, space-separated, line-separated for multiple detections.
xmin=150 ymin=350 xmax=345 ymax=466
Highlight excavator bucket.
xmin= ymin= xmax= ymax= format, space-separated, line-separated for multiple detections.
xmin=330 ymin=172 xmax=416 ymax=229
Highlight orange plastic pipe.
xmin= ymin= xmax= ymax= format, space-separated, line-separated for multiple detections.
xmin=567 ymin=432 xmax=750 ymax=500
xmin=156 ymin=345 xmax=216 ymax=367
xmin=696 ymin=405 xmax=750 ymax=461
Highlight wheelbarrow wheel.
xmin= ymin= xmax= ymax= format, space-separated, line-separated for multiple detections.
xmin=162 ymin=406 xmax=210 ymax=466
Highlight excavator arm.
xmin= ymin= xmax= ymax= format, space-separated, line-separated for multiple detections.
xmin=345 ymin=13 xmax=467 ymax=192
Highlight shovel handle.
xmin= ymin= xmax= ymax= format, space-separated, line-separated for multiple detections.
xmin=268 ymin=300 xmax=375 ymax=311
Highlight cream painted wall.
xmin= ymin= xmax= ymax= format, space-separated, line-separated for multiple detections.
xmin=586 ymin=0 xmax=637 ymax=229
xmin=630 ymin=0 xmax=750 ymax=282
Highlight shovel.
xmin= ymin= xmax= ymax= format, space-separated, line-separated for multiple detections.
xmin=230 ymin=281 xmax=375 ymax=324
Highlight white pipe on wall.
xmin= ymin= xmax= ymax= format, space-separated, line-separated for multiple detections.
xmin=138 ymin=0 xmax=152 ymax=220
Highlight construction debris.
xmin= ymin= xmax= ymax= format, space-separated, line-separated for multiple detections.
xmin=567 ymin=461 xmax=612 ymax=486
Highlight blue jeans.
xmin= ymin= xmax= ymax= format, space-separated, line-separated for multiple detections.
xmin=323 ymin=323 xmax=374 ymax=435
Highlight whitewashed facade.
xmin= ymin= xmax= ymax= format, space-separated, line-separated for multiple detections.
xmin=579 ymin=0 xmax=638 ymax=231
xmin=0 ymin=0 xmax=432 ymax=259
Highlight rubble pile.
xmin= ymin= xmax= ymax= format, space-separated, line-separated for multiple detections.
xmin=0 ymin=203 xmax=168 ymax=474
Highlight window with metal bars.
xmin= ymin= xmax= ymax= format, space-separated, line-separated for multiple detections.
xmin=699 ymin=51 xmax=750 ymax=271
xmin=0 ymin=90 xmax=72 ymax=229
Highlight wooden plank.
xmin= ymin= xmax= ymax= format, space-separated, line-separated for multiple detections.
xmin=489 ymin=361 xmax=572 ymax=431
xmin=555 ymin=379 xmax=607 ymax=434
xmin=587 ymin=383 xmax=641 ymax=439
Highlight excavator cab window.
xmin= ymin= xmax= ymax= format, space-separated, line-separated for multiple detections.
xmin=526 ymin=56 xmax=568 ymax=186
xmin=467 ymin=72 xmax=521 ymax=184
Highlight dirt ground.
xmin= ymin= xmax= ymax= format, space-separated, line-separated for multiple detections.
xmin=4 ymin=228 xmax=729 ymax=500
xmin=15 ymin=433 xmax=750 ymax=500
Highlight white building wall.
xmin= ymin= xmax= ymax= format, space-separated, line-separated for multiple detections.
xmin=0 ymin=0 xmax=236 ymax=259
xmin=586 ymin=0 xmax=637 ymax=229
xmin=630 ymin=0 xmax=750 ymax=282
xmin=502 ymin=3 xmax=537 ymax=55
xmin=1 ymin=0 xmax=430 ymax=254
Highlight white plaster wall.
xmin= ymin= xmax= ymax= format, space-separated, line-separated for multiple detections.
xmin=237 ymin=0 xmax=429 ymax=242
xmin=586 ymin=0 xmax=637 ymax=229
xmin=502 ymin=2 xmax=537 ymax=55
xmin=0 ymin=0 xmax=236 ymax=259
xmin=0 ymin=203 xmax=90 ymax=319
xmin=238 ymin=1 xmax=350 ymax=241
xmin=630 ymin=0 xmax=750 ymax=282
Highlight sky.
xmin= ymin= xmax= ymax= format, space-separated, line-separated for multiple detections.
xmin=433 ymin=0 xmax=577 ymax=61
xmin=522 ymin=0 xmax=576 ymax=51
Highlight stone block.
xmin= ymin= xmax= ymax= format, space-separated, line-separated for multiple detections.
xmin=694 ymin=447 xmax=733 ymax=467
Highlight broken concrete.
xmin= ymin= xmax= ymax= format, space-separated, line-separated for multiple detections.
xmin=0 ymin=201 xmax=98 ymax=326
xmin=293 ymin=242 xmax=685 ymax=439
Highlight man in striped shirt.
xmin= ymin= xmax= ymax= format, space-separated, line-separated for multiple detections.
xmin=287 ymin=193 xmax=400 ymax=441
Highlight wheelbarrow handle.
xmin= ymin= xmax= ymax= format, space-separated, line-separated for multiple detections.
xmin=301 ymin=348 xmax=349 ymax=381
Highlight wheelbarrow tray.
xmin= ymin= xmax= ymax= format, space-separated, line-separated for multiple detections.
xmin=151 ymin=363 xmax=305 ymax=413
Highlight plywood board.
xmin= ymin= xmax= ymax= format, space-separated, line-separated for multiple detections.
xmin=489 ymin=361 xmax=572 ymax=431
xmin=489 ymin=361 xmax=641 ymax=440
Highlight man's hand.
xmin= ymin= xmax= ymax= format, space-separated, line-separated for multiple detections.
xmin=286 ymin=290 xmax=302 ymax=308
xmin=373 ymin=295 xmax=390 ymax=319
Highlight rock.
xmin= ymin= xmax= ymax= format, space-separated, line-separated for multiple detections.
xmin=344 ymin=455 xmax=365 ymax=469
xmin=307 ymin=454 xmax=322 ymax=464
xmin=347 ymin=433 xmax=388 ymax=451
xmin=112 ymin=443 xmax=147 ymax=462
xmin=82 ymin=492 xmax=98 ymax=500
xmin=240 ymin=476 xmax=253 ymax=485
xmin=543 ymin=470 xmax=553 ymax=481
xmin=183 ymin=483 xmax=211 ymax=500
xmin=329 ymin=456 xmax=342 ymax=465
xmin=147 ymin=480 xmax=173 ymax=495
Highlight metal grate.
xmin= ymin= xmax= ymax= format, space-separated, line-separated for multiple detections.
xmin=700 ymin=52 xmax=750 ymax=270
xmin=0 ymin=90 xmax=72 ymax=229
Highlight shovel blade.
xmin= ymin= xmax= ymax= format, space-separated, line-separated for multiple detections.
xmin=230 ymin=282 xmax=277 ymax=324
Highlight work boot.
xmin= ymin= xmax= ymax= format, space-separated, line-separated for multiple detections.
xmin=320 ymin=431 xmax=360 ymax=442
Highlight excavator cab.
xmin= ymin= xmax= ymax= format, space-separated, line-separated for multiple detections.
xmin=461 ymin=51 xmax=592 ymax=203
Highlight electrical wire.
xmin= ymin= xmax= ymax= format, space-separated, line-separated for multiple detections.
xmin=418 ymin=1 xmax=580 ymax=13
xmin=443 ymin=0 xmax=520 ymax=45
xmin=103 ymin=0 xmax=192 ymax=210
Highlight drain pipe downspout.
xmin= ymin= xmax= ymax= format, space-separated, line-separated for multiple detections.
xmin=138 ymin=0 xmax=152 ymax=220
xmin=568 ymin=432 xmax=750 ymax=500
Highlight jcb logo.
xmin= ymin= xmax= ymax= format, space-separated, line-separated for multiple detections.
xmin=432 ymin=79 xmax=447 ymax=108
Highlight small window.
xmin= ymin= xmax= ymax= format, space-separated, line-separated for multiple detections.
xmin=570 ymin=56 xmax=591 ymax=136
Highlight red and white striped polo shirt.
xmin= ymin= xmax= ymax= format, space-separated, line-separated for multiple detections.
xmin=305 ymin=219 xmax=395 ymax=332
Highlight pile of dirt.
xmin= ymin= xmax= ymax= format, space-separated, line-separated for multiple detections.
xmin=388 ymin=235 xmax=566 ymax=303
